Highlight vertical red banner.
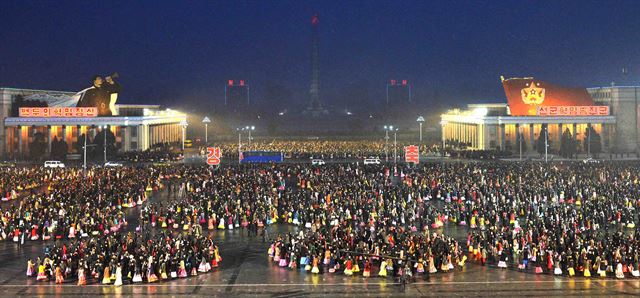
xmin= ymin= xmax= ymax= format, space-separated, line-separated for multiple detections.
xmin=405 ymin=145 xmax=419 ymax=164
xmin=206 ymin=147 xmax=222 ymax=166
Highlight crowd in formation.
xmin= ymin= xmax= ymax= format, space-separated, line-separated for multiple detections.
xmin=0 ymin=155 xmax=637 ymax=286
xmin=213 ymin=140 xmax=447 ymax=160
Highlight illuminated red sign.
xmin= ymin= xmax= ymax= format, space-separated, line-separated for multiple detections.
xmin=405 ymin=145 xmax=419 ymax=164
xmin=19 ymin=107 xmax=98 ymax=117
xmin=206 ymin=147 xmax=222 ymax=166
xmin=536 ymin=106 xmax=609 ymax=116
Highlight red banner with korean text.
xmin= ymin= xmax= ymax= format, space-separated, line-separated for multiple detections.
xmin=19 ymin=107 xmax=98 ymax=117
xmin=405 ymin=145 xmax=419 ymax=164
xmin=206 ymin=147 xmax=222 ymax=166
xmin=537 ymin=106 xmax=609 ymax=116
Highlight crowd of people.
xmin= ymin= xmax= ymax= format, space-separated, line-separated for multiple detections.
xmin=1 ymin=167 xmax=155 ymax=243
xmin=210 ymin=140 xmax=451 ymax=161
xmin=7 ymin=156 xmax=640 ymax=286
xmin=135 ymin=163 xmax=466 ymax=279
xmin=453 ymin=162 xmax=640 ymax=278
xmin=120 ymin=143 xmax=183 ymax=163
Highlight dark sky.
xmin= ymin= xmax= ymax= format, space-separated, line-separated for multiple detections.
xmin=1 ymin=0 xmax=640 ymax=109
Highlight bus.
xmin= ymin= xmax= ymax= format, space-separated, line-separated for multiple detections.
xmin=240 ymin=151 xmax=284 ymax=163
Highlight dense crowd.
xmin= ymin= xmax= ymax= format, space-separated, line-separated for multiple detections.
xmin=120 ymin=143 xmax=183 ymax=163
xmin=11 ymin=157 xmax=640 ymax=286
xmin=1 ymin=168 xmax=155 ymax=243
xmin=211 ymin=140 xmax=447 ymax=161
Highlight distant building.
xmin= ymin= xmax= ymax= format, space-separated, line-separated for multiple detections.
xmin=0 ymin=87 xmax=186 ymax=159
xmin=439 ymin=77 xmax=630 ymax=153
xmin=588 ymin=86 xmax=640 ymax=152
xmin=386 ymin=80 xmax=411 ymax=104
xmin=225 ymin=80 xmax=250 ymax=108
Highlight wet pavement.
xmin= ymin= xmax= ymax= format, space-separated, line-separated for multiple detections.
xmin=0 ymin=189 xmax=638 ymax=297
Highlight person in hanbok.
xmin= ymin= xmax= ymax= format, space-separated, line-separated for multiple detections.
xmin=344 ymin=258 xmax=353 ymax=276
xmin=26 ymin=259 xmax=35 ymax=277
xmin=114 ymin=263 xmax=123 ymax=286
xmin=378 ymin=259 xmax=387 ymax=277
xmin=55 ymin=265 xmax=64 ymax=284
xmin=363 ymin=259 xmax=372 ymax=277
xmin=311 ymin=255 xmax=320 ymax=274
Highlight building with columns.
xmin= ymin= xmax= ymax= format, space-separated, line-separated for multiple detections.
xmin=440 ymin=78 xmax=633 ymax=154
xmin=0 ymin=88 xmax=187 ymax=159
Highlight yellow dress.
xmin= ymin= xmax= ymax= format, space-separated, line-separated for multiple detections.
xmin=378 ymin=261 xmax=387 ymax=277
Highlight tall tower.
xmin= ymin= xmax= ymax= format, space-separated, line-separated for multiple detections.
xmin=309 ymin=13 xmax=321 ymax=110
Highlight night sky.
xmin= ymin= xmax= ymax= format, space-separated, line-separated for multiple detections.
xmin=2 ymin=0 xmax=640 ymax=110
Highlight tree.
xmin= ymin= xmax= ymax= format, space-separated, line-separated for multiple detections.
xmin=29 ymin=132 xmax=47 ymax=160
xmin=583 ymin=126 xmax=602 ymax=158
xmin=535 ymin=125 xmax=549 ymax=156
xmin=93 ymin=129 xmax=117 ymax=160
xmin=50 ymin=137 xmax=68 ymax=160
xmin=560 ymin=128 xmax=575 ymax=158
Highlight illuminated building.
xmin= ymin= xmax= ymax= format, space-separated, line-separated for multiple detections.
xmin=439 ymin=77 xmax=638 ymax=153
xmin=0 ymin=87 xmax=187 ymax=159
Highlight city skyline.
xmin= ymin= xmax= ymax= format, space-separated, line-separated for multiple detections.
xmin=2 ymin=1 xmax=640 ymax=111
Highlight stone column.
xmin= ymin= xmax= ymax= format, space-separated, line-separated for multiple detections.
xmin=17 ymin=126 xmax=23 ymax=159
xmin=529 ymin=124 xmax=534 ymax=152
xmin=47 ymin=125 xmax=52 ymax=156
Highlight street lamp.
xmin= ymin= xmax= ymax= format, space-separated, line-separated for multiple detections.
xmin=102 ymin=125 xmax=108 ymax=164
xmin=245 ymin=126 xmax=255 ymax=148
xmin=180 ymin=120 xmax=188 ymax=151
xmin=202 ymin=116 xmax=211 ymax=145
xmin=440 ymin=120 xmax=448 ymax=157
xmin=544 ymin=125 xmax=548 ymax=162
xmin=518 ymin=125 xmax=523 ymax=161
xmin=384 ymin=125 xmax=393 ymax=162
xmin=587 ymin=124 xmax=591 ymax=158
xmin=82 ymin=126 xmax=97 ymax=171
xmin=417 ymin=116 xmax=425 ymax=142
xmin=393 ymin=128 xmax=399 ymax=164
xmin=237 ymin=128 xmax=243 ymax=164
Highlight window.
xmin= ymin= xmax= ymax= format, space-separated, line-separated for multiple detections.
xmin=130 ymin=141 xmax=137 ymax=150
xmin=131 ymin=128 xmax=138 ymax=137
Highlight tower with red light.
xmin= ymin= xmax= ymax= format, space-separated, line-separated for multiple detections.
xmin=224 ymin=79 xmax=250 ymax=108
xmin=386 ymin=79 xmax=412 ymax=104
xmin=309 ymin=13 xmax=321 ymax=111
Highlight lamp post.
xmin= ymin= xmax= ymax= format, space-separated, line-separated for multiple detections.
xmin=416 ymin=116 xmax=425 ymax=142
xmin=519 ymin=125 xmax=523 ymax=161
xmin=102 ymin=125 xmax=108 ymax=164
xmin=180 ymin=120 xmax=188 ymax=151
xmin=202 ymin=116 xmax=211 ymax=145
xmin=82 ymin=126 xmax=97 ymax=171
xmin=393 ymin=128 xmax=398 ymax=164
xmin=587 ymin=124 xmax=591 ymax=158
xmin=440 ymin=120 xmax=447 ymax=158
xmin=246 ymin=126 xmax=255 ymax=148
xmin=83 ymin=128 xmax=87 ymax=171
xmin=237 ymin=128 xmax=243 ymax=164
xmin=544 ymin=125 xmax=548 ymax=163
xmin=384 ymin=125 xmax=393 ymax=162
